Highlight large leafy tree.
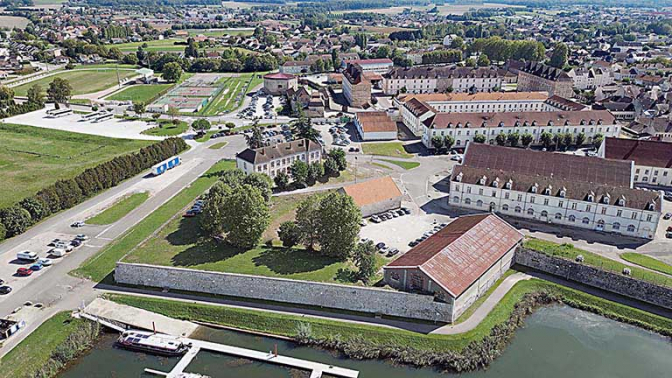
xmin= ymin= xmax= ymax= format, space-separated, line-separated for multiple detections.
xmin=47 ymin=77 xmax=72 ymax=105
xmin=495 ymin=133 xmax=507 ymax=146
xmin=540 ymin=131 xmax=553 ymax=149
xmin=327 ymin=149 xmax=347 ymax=171
xmin=353 ymin=240 xmax=377 ymax=283
xmin=473 ymin=134 xmax=486 ymax=143
xmin=575 ymin=132 xmax=586 ymax=147
xmin=27 ymin=84 xmax=44 ymax=107
xmin=162 ymin=62 xmax=183 ymax=83
xmin=549 ymin=42 xmax=569 ymax=69
xmin=296 ymin=194 xmax=323 ymax=250
xmin=246 ymin=125 xmax=264 ymax=149
xmin=507 ymin=132 xmax=520 ymax=147
xmin=291 ymin=159 xmax=309 ymax=188
xmin=192 ymin=118 xmax=211 ymax=131
xmin=521 ymin=133 xmax=534 ymax=147
xmin=292 ymin=115 xmax=320 ymax=143
xmin=0 ymin=85 xmax=14 ymax=107
xmin=316 ymin=192 xmax=361 ymax=259
xmin=278 ymin=221 xmax=301 ymax=248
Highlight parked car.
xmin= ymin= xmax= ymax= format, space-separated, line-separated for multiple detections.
xmin=75 ymin=234 xmax=89 ymax=241
xmin=49 ymin=239 xmax=65 ymax=247
xmin=408 ymin=240 xmax=419 ymax=247
xmin=49 ymin=248 xmax=66 ymax=258
xmin=183 ymin=210 xmax=196 ymax=218
xmin=71 ymin=239 xmax=82 ymax=247
xmin=17 ymin=251 xmax=39 ymax=262
xmin=665 ymin=213 xmax=672 ymax=220
xmin=70 ymin=221 xmax=85 ymax=228
xmin=396 ymin=209 xmax=405 ymax=216
xmin=376 ymin=242 xmax=386 ymax=250
xmin=30 ymin=262 xmax=44 ymax=271
xmin=0 ymin=286 xmax=12 ymax=295
xmin=16 ymin=267 xmax=33 ymax=276
xmin=667 ymin=231 xmax=672 ymax=239
xmin=401 ymin=207 xmax=411 ymax=215
xmin=55 ymin=243 xmax=73 ymax=252
xmin=386 ymin=248 xmax=400 ymax=257
xmin=38 ymin=258 xmax=53 ymax=266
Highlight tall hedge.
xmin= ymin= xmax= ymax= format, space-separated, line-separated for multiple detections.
xmin=0 ymin=137 xmax=188 ymax=240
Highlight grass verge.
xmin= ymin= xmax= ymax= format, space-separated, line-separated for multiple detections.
xmin=71 ymin=160 xmax=236 ymax=282
xmin=362 ymin=142 xmax=412 ymax=159
xmin=106 ymin=277 xmax=672 ymax=354
xmin=209 ymin=142 xmax=228 ymax=149
xmin=86 ymin=192 xmax=150 ymax=225
xmin=621 ymin=253 xmax=672 ymax=276
xmin=379 ymin=159 xmax=420 ymax=170
xmin=0 ymin=312 xmax=99 ymax=378
xmin=142 ymin=120 xmax=189 ymax=136
xmin=524 ymin=238 xmax=672 ymax=286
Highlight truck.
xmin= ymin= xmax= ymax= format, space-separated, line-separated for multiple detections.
xmin=151 ymin=156 xmax=182 ymax=176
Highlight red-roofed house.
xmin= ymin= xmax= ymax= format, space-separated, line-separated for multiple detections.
xmin=384 ymin=214 xmax=523 ymax=322
xmin=263 ymin=72 xmax=298 ymax=95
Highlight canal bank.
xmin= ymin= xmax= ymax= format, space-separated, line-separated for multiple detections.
xmin=56 ymin=305 xmax=672 ymax=378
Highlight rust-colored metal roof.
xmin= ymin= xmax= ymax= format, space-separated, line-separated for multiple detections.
xmin=356 ymin=111 xmax=397 ymax=133
xmin=341 ymin=176 xmax=402 ymax=208
xmin=387 ymin=214 xmax=522 ymax=297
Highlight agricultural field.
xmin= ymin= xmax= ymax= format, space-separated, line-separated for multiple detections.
xmin=106 ymin=84 xmax=173 ymax=103
xmin=113 ymin=38 xmax=254 ymax=54
xmin=185 ymin=28 xmax=255 ymax=37
xmin=0 ymin=123 xmax=151 ymax=208
xmin=0 ymin=16 xmax=30 ymax=29
xmin=11 ymin=68 xmax=138 ymax=96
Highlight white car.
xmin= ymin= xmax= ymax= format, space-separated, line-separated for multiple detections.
xmin=38 ymin=258 xmax=53 ymax=266
xmin=49 ymin=248 xmax=66 ymax=258
xmin=75 ymin=234 xmax=89 ymax=241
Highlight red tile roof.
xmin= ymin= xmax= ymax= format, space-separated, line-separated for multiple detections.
xmin=386 ymin=214 xmax=522 ymax=297
xmin=603 ymin=137 xmax=672 ymax=168
xmin=356 ymin=111 xmax=397 ymax=133
xmin=264 ymin=72 xmax=296 ymax=80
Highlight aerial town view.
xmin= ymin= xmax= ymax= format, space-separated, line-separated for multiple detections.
xmin=1 ymin=0 xmax=672 ymax=377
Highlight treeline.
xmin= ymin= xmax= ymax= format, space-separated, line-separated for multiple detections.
xmin=101 ymin=25 xmax=134 ymax=40
xmin=295 ymin=0 xmax=429 ymax=13
xmin=467 ymin=37 xmax=545 ymax=62
xmin=83 ymin=0 xmax=220 ymax=6
xmin=0 ymin=138 xmax=188 ymax=241
xmin=0 ymin=0 xmax=32 ymax=6
xmin=422 ymin=49 xmax=462 ymax=64
xmin=488 ymin=0 xmax=672 ymax=7
xmin=147 ymin=49 xmax=278 ymax=73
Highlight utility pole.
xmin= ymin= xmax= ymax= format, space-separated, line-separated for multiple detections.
xmin=116 ymin=63 xmax=121 ymax=88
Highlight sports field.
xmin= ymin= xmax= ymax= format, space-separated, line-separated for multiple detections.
xmin=0 ymin=123 xmax=151 ymax=208
xmin=198 ymin=73 xmax=264 ymax=116
xmin=106 ymin=84 xmax=173 ymax=103
xmin=11 ymin=68 xmax=138 ymax=96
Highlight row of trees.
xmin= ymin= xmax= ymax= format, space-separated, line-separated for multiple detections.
xmin=421 ymin=50 xmax=463 ymax=65
xmin=431 ymin=131 xmax=605 ymax=152
xmin=0 ymin=83 xmax=46 ymax=119
xmin=274 ymin=148 xmax=348 ymax=190
xmin=137 ymin=48 xmax=279 ymax=77
xmin=0 ymin=138 xmax=188 ymax=240
xmin=467 ymin=37 xmax=546 ymax=63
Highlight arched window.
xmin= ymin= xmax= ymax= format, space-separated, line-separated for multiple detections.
xmin=452 ymin=196 xmax=460 ymax=203
xmin=627 ymin=225 xmax=636 ymax=232
xmin=502 ymin=204 xmax=509 ymax=211
xmin=465 ymin=198 xmax=471 ymax=205
xmin=613 ymin=222 xmax=620 ymax=230
xmin=527 ymin=208 xmax=534 ymax=215
xmin=477 ymin=199 xmax=483 ymax=207
xmin=515 ymin=206 xmax=522 ymax=213
xmin=582 ymin=217 xmax=590 ymax=224
xmin=569 ymin=215 xmax=576 ymax=222
xmin=587 ymin=195 xmax=594 ymax=202
xmin=597 ymin=219 xmax=605 ymax=225
xmin=559 ymin=190 xmax=566 ymax=198
xmin=555 ymin=213 xmax=562 ymax=220
xmin=541 ymin=210 xmax=548 ymax=217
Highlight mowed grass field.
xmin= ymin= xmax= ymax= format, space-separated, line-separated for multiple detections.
xmin=114 ymin=39 xmax=254 ymax=54
xmin=0 ymin=123 xmax=151 ymax=208
xmin=199 ymin=73 xmax=265 ymax=116
xmin=106 ymin=84 xmax=173 ymax=103
xmin=11 ymin=68 xmax=138 ymax=96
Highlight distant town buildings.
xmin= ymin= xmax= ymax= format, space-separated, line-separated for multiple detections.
xmin=450 ymin=144 xmax=661 ymax=239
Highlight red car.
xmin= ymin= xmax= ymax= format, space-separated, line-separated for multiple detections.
xmin=182 ymin=211 xmax=196 ymax=218
xmin=16 ymin=267 xmax=33 ymax=277
xmin=667 ymin=226 xmax=672 ymax=232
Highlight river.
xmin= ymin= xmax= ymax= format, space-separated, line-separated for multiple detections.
xmin=59 ymin=306 xmax=672 ymax=378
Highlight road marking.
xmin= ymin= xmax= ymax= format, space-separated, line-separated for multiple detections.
xmin=96 ymin=237 xmax=114 ymax=241
xmin=83 ymin=244 xmax=105 ymax=248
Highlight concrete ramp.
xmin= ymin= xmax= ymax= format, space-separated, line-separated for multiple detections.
xmin=84 ymin=298 xmax=198 ymax=337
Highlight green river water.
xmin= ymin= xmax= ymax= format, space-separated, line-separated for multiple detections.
xmin=59 ymin=306 xmax=672 ymax=378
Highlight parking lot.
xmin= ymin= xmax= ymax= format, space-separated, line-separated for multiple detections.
xmin=237 ymin=91 xmax=285 ymax=121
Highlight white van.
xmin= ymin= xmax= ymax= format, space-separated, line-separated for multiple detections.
xmin=17 ymin=251 xmax=39 ymax=261
xmin=49 ymin=248 xmax=66 ymax=258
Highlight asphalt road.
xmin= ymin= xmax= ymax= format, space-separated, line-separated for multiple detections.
xmin=0 ymin=134 xmax=247 ymax=356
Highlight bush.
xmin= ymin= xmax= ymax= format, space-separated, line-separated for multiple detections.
xmin=278 ymin=221 xmax=301 ymax=247
xmin=0 ymin=223 xmax=5 ymax=241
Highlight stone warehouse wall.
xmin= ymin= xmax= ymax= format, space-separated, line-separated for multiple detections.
xmin=515 ymin=248 xmax=672 ymax=310
xmin=115 ymin=263 xmax=453 ymax=322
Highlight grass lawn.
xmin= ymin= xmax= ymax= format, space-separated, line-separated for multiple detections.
xmin=362 ymin=142 xmax=413 ymax=159
xmin=186 ymin=28 xmax=254 ymax=37
xmin=106 ymin=276 xmax=672 ymax=353
xmin=524 ymin=238 xmax=672 ymax=286
xmin=123 ymin=191 xmax=385 ymax=285
xmin=11 ymin=68 xmax=137 ymax=96
xmin=620 ymin=253 xmax=672 ymax=276
xmin=371 ymin=162 xmax=391 ymax=170
xmin=379 ymin=159 xmax=420 ymax=170
xmin=142 ymin=120 xmax=189 ymax=136
xmin=72 ymin=160 xmax=237 ymax=282
xmin=0 ymin=312 xmax=89 ymax=378
xmin=199 ymin=74 xmax=255 ymax=116
xmin=209 ymin=142 xmax=228 ymax=149
xmin=114 ymin=39 xmax=188 ymax=53
xmin=0 ymin=123 xmax=151 ymax=208
xmin=106 ymin=84 xmax=173 ymax=103
xmin=86 ymin=192 xmax=149 ymax=225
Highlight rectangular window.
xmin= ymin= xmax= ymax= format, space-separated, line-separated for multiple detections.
xmin=647 ymin=214 xmax=653 ymax=222
xmin=631 ymin=212 xmax=637 ymax=220
xmin=544 ymin=199 xmax=549 ymax=206
xmin=601 ymin=207 xmax=607 ymax=215
xmin=571 ymin=203 xmax=577 ymax=210
xmin=492 ymin=191 xmax=497 ymax=197
xmin=518 ymin=194 xmax=523 ymax=201
xmin=530 ymin=196 xmax=535 ymax=204
xmin=559 ymin=201 xmax=564 ymax=208
xmin=505 ymin=192 xmax=510 ymax=199
xmin=586 ymin=205 xmax=591 ymax=212
xmin=617 ymin=210 xmax=622 ymax=217
xmin=479 ymin=188 xmax=483 ymax=195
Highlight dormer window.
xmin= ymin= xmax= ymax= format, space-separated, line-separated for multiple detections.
xmin=531 ymin=183 xmax=538 ymax=193
xmin=617 ymin=197 xmax=625 ymax=206
xmin=602 ymin=196 xmax=610 ymax=204
xmin=482 ymin=121 xmax=487 ymax=127
xmin=564 ymin=120 xmax=570 ymax=126
xmin=465 ymin=122 xmax=471 ymax=128
xmin=587 ymin=193 xmax=595 ymax=202
xmin=491 ymin=178 xmax=500 ymax=188
xmin=505 ymin=180 xmax=512 ymax=189
xmin=647 ymin=203 xmax=655 ymax=211
xmin=589 ymin=120 xmax=595 ymax=125
xmin=455 ymin=172 xmax=463 ymax=182
xmin=598 ymin=119 xmax=603 ymax=125
xmin=514 ymin=121 xmax=520 ymax=127
xmin=531 ymin=120 xmax=537 ymax=126
xmin=523 ymin=121 xmax=529 ymax=127
xmin=498 ymin=121 xmax=505 ymax=127
xmin=580 ymin=120 xmax=585 ymax=125
xmin=559 ymin=189 xmax=566 ymax=198
xmin=479 ymin=175 xmax=487 ymax=185
xmin=547 ymin=121 xmax=554 ymax=126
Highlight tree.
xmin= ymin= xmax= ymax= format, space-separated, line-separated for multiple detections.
xmin=291 ymin=160 xmax=309 ymax=188
xmin=274 ymin=171 xmax=290 ymax=190
xmin=47 ymin=77 xmax=72 ymax=104
xmin=162 ymin=62 xmax=183 ymax=83
xmin=562 ymin=133 xmax=573 ymax=148
xmin=477 ymin=54 xmax=491 ymax=67
xmin=0 ymin=85 xmax=14 ymax=107
xmin=444 ymin=135 xmax=455 ymax=150
xmin=0 ymin=223 xmax=5 ymax=241
xmin=296 ymin=194 xmax=322 ymax=250
xmin=540 ymin=131 xmax=553 ymax=149
xmin=192 ymin=119 xmax=211 ymax=131
xmin=353 ymin=240 xmax=377 ymax=283
xmin=465 ymin=57 xmax=477 ymax=67
xmin=450 ymin=36 xmax=464 ymax=50
xmin=316 ymin=192 xmax=361 ymax=259
xmin=575 ymin=132 xmax=586 ymax=147
xmin=184 ymin=37 xmax=199 ymax=58
xmin=292 ymin=116 xmax=320 ymax=143
xmin=133 ymin=102 xmax=146 ymax=115
xmin=495 ymin=133 xmax=507 ymax=146
xmin=307 ymin=161 xmax=324 ymax=184
xmin=323 ymin=156 xmax=339 ymax=177
xmin=225 ymin=122 xmax=236 ymax=131
xmin=507 ymin=132 xmax=520 ymax=147
xmin=327 ymin=149 xmax=347 ymax=171
xmin=473 ymin=134 xmax=486 ymax=143
xmin=354 ymin=33 xmax=368 ymax=49
xmin=167 ymin=106 xmax=180 ymax=123
xmin=278 ymin=221 xmax=301 ymax=248
xmin=431 ymin=135 xmax=444 ymax=151
xmin=243 ymin=172 xmax=273 ymax=203
xmin=0 ymin=205 xmax=33 ymax=237
xmin=521 ymin=133 xmax=534 ymax=147
xmin=123 ymin=54 xmax=139 ymax=65
xmin=27 ymin=84 xmax=44 ymax=106
xmin=549 ymin=42 xmax=569 ymax=69
xmin=246 ymin=125 xmax=264 ymax=149
xmin=593 ymin=133 xmax=604 ymax=149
